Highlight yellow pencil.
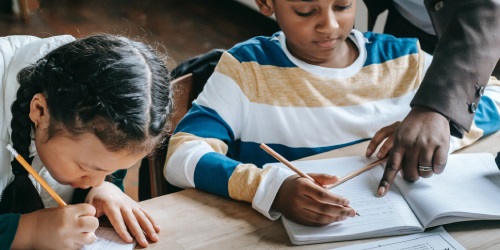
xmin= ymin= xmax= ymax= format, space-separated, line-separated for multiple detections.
xmin=6 ymin=144 xmax=67 ymax=206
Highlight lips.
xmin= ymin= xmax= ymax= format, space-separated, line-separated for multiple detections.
xmin=315 ymin=38 xmax=338 ymax=48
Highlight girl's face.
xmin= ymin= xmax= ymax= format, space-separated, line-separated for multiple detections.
xmin=29 ymin=93 xmax=146 ymax=189
xmin=35 ymin=131 xmax=146 ymax=189
xmin=259 ymin=0 xmax=356 ymax=67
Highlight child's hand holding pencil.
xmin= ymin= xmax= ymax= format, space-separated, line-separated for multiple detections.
xmin=260 ymin=143 xmax=358 ymax=226
xmin=6 ymin=144 xmax=99 ymax=249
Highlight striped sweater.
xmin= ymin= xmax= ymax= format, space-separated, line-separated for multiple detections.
xmin=165 ymin=30 xmax=500 ymax=219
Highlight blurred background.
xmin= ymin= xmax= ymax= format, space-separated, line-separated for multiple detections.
xmin=0 ymin=0 xmax=386 ymax=201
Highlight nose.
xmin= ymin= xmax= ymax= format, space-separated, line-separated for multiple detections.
xmin=316 ymin=9 xmax=339 ymax=34
xmin=82 ymin=174 xmax=106 ymax=187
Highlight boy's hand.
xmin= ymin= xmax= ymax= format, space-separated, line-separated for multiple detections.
xmin=13 ymin=204 xmax=98 ymax=249
xmin=86 ymin=182 xmax=160 ymax=247
xmin=272 ymin=173 xmax=356 ymax=226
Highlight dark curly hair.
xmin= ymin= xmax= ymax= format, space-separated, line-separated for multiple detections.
xmin=0 ymin=34 xmax=172 ymax=214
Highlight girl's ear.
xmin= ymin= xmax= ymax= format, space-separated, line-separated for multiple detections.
xmin=255 ymin=0 xmax=274 ymax=17
xmin=29 ymin=93 xmax=50 ymax=128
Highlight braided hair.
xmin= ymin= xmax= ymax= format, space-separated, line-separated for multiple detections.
xmin=0 ymin=34 xmax=172 ymax=214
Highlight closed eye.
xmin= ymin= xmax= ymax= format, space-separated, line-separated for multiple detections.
xmin=335 ymin=3 xmax=353 ymax=11
xmin=295 ymin=10 xmax=316 ymax=17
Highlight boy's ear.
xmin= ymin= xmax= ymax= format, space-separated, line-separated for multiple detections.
xmin=255 ymin=0 xmax=274 ymax=17
xmin=29 ymin=93 xmax=50 ymax=128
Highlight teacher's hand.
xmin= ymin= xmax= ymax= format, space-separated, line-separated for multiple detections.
xmin=374 ymin=107 xmax=450 ymax=197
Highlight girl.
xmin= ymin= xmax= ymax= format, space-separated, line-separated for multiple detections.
xmin=0 ymin=34 xmax=172 ymax=249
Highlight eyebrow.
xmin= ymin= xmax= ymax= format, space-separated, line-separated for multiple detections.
xmin=82 ymin=163 xmax=109 ymax=172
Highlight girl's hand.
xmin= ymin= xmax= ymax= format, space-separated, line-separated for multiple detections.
xmin=85 ymin=182 xmax=160 ymax=247
xmin=13 ymin=204 xmax=98 ymax=249
xmin=366 ymin=122 xmax=401 ymax=159
xmin=272 ymin=173 xmax=356 ymax=226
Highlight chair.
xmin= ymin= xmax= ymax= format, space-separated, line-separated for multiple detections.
xmin=138 ymin=49 xmax=224 ymax=201
xmin=18 ymin=0 xmax=39 ymax=21
xmin=138 ymin=73 xmax=193 ymax=200
xmin=362 ymin=0 xmax=391 ymax=31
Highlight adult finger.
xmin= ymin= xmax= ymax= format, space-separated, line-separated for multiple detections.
xmin=433 ymin=145 xmax=448 ymax=174
xmin=366 ymin=122 xmax=399 ymax=157
xmin=402 ymin=147 xmax=420 ymax=182
xmin=377 ymin=136 xmax=394 ymax=159
xmin=377 ymin=147 xmax=404 ymax=197
xmin=418 ymin=147 xmax=434 ymax=178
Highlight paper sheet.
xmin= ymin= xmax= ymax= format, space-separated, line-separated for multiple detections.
xmin=334 ymin=227 xmax=465 ymax=250
xmin=279 ymin=156 xmax=423 ymax=244
xmin=82 ymin=227 xmax=136 ymax=250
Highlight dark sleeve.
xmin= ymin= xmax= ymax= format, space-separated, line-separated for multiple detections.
xmin=412 ymin=0 xmax=500 ymax=138
xmin=109 ymin=169 xmax=127 ymax=191
xmin=0 ymin=213 xmax=21 ymax=249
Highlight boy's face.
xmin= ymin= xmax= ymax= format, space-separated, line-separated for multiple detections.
xmin=259 ymin=0 xmax=356 ymax=66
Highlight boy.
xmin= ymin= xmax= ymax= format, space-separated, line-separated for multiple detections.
xmin=165 ymin=0 xmax=500 ymax=226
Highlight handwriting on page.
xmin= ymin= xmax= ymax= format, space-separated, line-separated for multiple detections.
xmin=330 ymin=168 xmax=416 ymax=229
xmin=281 ymin=156 xmax=422 ymax=237
xmin=334 ymin=227 xmax=465 ymax=250
xmin=82 ymin=227 xmax=136 ymax=250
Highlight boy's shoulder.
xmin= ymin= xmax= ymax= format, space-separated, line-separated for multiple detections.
xmin=361 ymin=31 xmax=419 ymax=49
xmin=358 ymin=31 xmax=421 ymax=66
xmin=362 ymin=31 xmax=418 ymax=46
xmin=226 ymin=32 xmax=288 ymax=65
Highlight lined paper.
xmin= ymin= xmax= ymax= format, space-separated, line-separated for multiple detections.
xmin=82 ymin=227 xmax=136 ymax=250
xmin=391 ymin=153 xmax=500 ymax=227
xmin=276 ymin=153 xmax=500 ymax=245
xmin=275 ymin=156 xmax=423 ymax=244
xmin=334 ymin=227 xmax=465 ymax=250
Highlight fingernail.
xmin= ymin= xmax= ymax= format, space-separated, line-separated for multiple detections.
xmin=377 ymin=187 xmax=386 ymax=197
xmin=377 ymin=152 xmax=382 ymax=158
xmin=343 ymin=200 xmax=350 ymax=206
xmin=349 ymin=211 xmax=356 ymax=217
xmin=152 ymin=233 xmax=158 ymax=240
xmin=366 ymin=148 xmax=372 ymax=156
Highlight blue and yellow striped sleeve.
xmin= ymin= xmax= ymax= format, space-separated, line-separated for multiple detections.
xmin=165 ymin=52 xmax=272 ymax=203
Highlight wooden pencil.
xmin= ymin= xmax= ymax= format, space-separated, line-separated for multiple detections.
xmin=325 ymin=156 xmax=387 ymax=189
xmin=260 ymin=143 xmax=359 ymax=216
xmin=6 ymin=144 xmax=67 ymax=206
xmin=259 ymin=143 xmax=318 ymax=184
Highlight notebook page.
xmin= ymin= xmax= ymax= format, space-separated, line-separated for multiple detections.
xmin=334 ymin=227 xmax=465 ymax=250
xmin=276 ymin=156 xmax=423 ymax=244
xmin=82 ymin=227 xmax=136 ymax=250
xmin=392 ymin=153 xmax=500 ymax=228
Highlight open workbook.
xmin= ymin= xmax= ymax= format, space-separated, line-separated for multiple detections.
xmin=274 ymin=153 xmax=500 ymax=245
